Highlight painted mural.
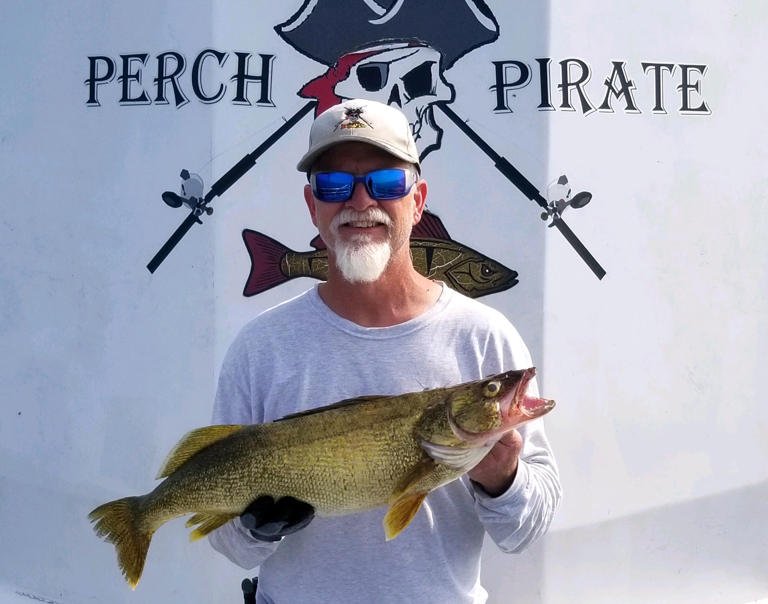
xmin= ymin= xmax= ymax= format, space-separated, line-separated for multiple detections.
xmin=141 ymin=0 xmax=612 ymax=287
xmin=8 ymin=0 xmax=759 ymax=603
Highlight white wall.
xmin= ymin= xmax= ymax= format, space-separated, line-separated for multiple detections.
xmin=482 ymin=3 xmax=768 ymax=601
xmin=0 ymin=1 xmax=246 ymax=601
xmin=1 ymin=1 xmax=766 ymax=602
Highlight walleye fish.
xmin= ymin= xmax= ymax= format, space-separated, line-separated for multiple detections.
xmin=89 ymin=368 xmax=554 ymax=589
xmin=242 ymin=210 xmax=518 ymax=298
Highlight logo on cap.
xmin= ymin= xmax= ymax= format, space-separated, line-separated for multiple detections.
xmin=336 ymin=106 xmax=372 ymax=130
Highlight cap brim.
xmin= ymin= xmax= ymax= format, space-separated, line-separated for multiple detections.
xmin=296 ymin=139 xmax=421 ymax=172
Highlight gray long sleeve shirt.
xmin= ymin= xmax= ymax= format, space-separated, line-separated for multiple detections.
xmin=209 ymin=284 xmax=561 ymax=603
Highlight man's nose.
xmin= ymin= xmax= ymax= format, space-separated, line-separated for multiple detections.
xmin=345 ymin=181 xmax=377 ymax=210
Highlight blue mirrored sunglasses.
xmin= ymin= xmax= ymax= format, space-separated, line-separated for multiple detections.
xmin=311 ymin=169 xmax=417 ymax=202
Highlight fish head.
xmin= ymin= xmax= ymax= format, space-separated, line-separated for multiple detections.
xmin=447 ymin=368 xmax=555 ymax=445
xmin=442 ymin=251 xmax=519 ymax=298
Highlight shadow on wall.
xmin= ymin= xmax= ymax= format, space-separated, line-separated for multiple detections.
xmin=482 ymin=480 xmax=768 ymax=603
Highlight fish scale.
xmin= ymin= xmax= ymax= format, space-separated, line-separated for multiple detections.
xmin=89 ymin=368 xmax=554 ymax=589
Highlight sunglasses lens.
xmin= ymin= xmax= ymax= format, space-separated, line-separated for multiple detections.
xmin=312 ymin=169 xmax=414 ymax=202
xmin=314 ymin=172 xmax=354 ymax=202
xmin=366 ymin=169 xmax=409 ymax=200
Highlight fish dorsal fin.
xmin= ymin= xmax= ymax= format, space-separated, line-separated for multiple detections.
xmin=309 ymin=234 xmax=327 ymax=250
xmin=412 ymin=210 xmax=451 ymax=240
xmin=186 ymin=512 xmax=239 ymax=541
xmin=276 ymin=395 xmax=389 ymax=422
xmin=384 ymin=492 xmax=428 ymax=540
xmin=420 ymin=440 xmax=493 ymax=471
xmin=156 ymin=425 xmax=244 ymax=479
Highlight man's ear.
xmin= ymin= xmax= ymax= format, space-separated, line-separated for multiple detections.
xmin=412 ymin=178 xmax=428 ymax=225
xmin=304 ymin=184 xmax=318 ymax=227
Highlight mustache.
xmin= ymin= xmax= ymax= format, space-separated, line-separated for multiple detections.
xmin=330 ymin=207 xmax=392 ymax=231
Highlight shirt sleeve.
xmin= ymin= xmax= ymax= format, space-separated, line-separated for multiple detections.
xmin=470 ymin=311 xmax=562 ymax=552
xmin=207 ymin=331 xmax=281 ymax=569
xmin=470 ymin=416 xmax=562 ymax=553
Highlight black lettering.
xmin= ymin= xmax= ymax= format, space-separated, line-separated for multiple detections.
xmin=559 ymin=59 xmax=595 ymax=114
xmin=642 ymin=62 xmax=675 ymax=114
xmin=118 ymin=53 xmax=151 ymax=105
xmin=231 ymin=53 xmax=275 ymax=106
xmin=192 ymin=49 xmax=228 ymax=103
xmin=490 ymin=60 xmax=531 ymax=113
xmin=154 ymin=51 xmax=188 ymax=107
xmin=598 ymin=61 xmax=640 ymax=113
xmin=85 ymin=56 xmax=115 ymax=107
xmin=678 ymin=64 xmax=710 ymax=114
xmin=536 ymin=58 xmax=554 ymax=111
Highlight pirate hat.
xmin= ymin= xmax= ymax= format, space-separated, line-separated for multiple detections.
xmin=276 ymin=0 xmax=499 ymax=70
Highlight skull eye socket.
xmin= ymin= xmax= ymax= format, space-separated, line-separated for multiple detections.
xmin=356 ymin=62 xmax=389 ymax=92
xmin=402 ymin=61 xmax=436 ymax=101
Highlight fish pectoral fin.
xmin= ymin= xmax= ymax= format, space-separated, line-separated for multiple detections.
xmin=383 ymin=459 xmax=439 ymax=541
xmin=384 ymin=492 xmax=428 ymax=541
xmin=392 ymin=458 xmax=437 ymax=496
xmin=420 ymin=440 xmax=493 ymax=471
xmin=156 ymin=425 xmax=245 ymax=479
xmin=186 ymin=512 xmax=238 ymax=541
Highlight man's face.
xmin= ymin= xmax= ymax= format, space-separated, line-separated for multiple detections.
xmin=304 ymin=142 xmax=427 ymax=282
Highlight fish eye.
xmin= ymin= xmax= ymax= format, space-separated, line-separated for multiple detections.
xmin=483 ymin=381 xmax=501 ymax=397
xmin=481 ymin=264 xmax=493 ymax=277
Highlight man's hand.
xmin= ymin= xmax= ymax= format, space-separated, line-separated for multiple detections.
xmin=468 ymin=430 xmax=523 ymax=497
xmin=240 ymin=495 xmax=315 ymax=541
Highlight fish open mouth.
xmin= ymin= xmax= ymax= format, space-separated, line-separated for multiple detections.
xmin=511 ymin=368 xmax=556 ymax=418
xmin=446 ymin=368 xmax=555 ymax=444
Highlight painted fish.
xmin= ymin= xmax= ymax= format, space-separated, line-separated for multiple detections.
xmin=242 ymin=210 xmax=518 ymax=298
xmin=89 ymin=368 xmax=554 ymax=589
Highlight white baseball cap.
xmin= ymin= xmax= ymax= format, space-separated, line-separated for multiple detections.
xmin=297 ymin=99 xmax=421 ymax=173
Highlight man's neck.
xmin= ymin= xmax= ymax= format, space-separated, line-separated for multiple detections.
xmin=317 ymin=262 xmax=442 ymax=328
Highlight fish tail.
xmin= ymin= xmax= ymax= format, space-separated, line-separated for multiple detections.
xmin=89 ymin=496 xmax=152 ymax=590
xmin=242 ymin=230 xmax=292 ymax=296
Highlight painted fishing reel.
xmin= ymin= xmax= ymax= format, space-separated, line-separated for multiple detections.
xmin=541 ymin=175 xmax=592 ymax=227
xmin=161 ymin=169 xmax=213 ymax=223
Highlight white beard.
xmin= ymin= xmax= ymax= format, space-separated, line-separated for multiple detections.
xmin=328 ymin=208 xmax=392 ymax=283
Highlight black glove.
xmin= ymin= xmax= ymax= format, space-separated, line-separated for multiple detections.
xmin=240 ymin=495 xmax=315 ymax=541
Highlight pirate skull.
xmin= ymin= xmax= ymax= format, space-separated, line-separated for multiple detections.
xmin=333 ymin=45 xmax=455 ymax=161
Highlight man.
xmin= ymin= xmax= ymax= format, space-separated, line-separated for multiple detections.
xmin=209 ymin=99 xmax=561 ymax=603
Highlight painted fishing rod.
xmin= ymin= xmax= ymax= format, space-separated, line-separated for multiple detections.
xmin=435 ymin=102 xmax=606 ymax=280
xmin=241 ymin=576 xmax=258 ymax=604
xmin=146 ymin=100 xmax=318 ymax=273
xmin=148 ymin=98 xmax=604 ymax=280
